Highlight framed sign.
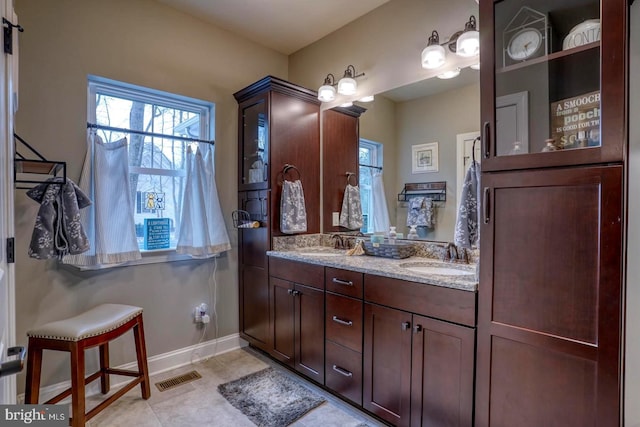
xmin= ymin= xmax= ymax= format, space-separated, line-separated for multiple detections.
xmin=550 ymin=90 xmax=600 ymax=148
xmin=412 ymin=142 xmax=439 ymax=174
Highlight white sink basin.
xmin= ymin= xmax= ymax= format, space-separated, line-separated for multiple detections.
xmin=399 ymin=262 xmax=474 ymax=276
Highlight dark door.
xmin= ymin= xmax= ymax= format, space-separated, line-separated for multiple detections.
xmin=240 ymin=265 xmax=270 ymax=350
xmin=410 ymin=315 xmax=475 ymax=427
xmin=294 ymin=284 xmax=325 ymax=383
xmin=476 ymin=165 xmax=623 ymax=427
xmin=270 ymin=277 xmax=294 ymax=367
xmin=363 ymin=303 xmax=412 ymax=426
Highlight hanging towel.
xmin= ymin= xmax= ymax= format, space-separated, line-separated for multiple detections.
xmin=339 ymin=184 xmax=364 ymax=230
xmin=280 ymin=179 xmax=308 ymax=234
xmin=27 ymin=178 xmax=92 ymax=259
xmin=371 ymin=172 xmax=390 ymax=233
xmin=406 ymin=196 xmax=435 ymax=228
xmin=454 ymin=160 xmax=481 ymax=248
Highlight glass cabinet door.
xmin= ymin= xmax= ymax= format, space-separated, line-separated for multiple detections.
xmin=240 ymin=97 xmax=268 ymax=189
xmin=480 ymin=0 xmax=626 ymax=171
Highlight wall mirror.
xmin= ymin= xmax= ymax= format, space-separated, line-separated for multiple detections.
xmin=354 ymin=67 xmax=480 ymax=243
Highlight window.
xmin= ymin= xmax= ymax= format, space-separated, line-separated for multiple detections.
xmin=359 ymin=139 xmax=383 ymax=234
xmin=88 ymin=76 xmax=214 ymax=253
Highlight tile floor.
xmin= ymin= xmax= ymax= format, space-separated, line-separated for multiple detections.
xmin=84 ymin=346 xmax=387 ymax=426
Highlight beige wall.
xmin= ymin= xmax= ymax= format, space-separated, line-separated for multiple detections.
xmin=14 ymin=0 xmax=287 ymax=391
xmin=288 ymin=0 xmax=479 ymax=109
xmin=626 ymin=3 xmax=640 ymax=426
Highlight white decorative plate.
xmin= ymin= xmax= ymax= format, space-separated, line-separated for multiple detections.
xmin=563 ymin=19 xmax=601 ymax=50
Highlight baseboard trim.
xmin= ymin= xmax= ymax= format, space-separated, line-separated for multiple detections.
xmin=17 ymin=333 xmax=248 ymax=404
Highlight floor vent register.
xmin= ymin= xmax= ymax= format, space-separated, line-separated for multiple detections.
xmin=155 ymin=370 xmax=202 ymax=392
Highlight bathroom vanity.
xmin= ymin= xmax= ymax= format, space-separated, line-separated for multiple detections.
xmin=267 ymin=246 xmax=477 ymax=427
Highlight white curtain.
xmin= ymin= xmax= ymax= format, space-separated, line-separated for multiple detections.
xmin=371 ymin=171 xmax=390 ymax=233
xmin=176 ymin=143 xmax=230 ymax=258
xmin=63 ymin=133 xmax=141 ymax=267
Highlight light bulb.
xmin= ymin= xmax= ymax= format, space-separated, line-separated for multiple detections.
xmin=337 ymin=77 xmax=357 ymax=96
xmin=437 ymin=68 xmax=461 ymax=79
xmin=421 ymin=44 xmax=446 ymax=69
xmin=317 ymin=84 xmax=336 ymax=102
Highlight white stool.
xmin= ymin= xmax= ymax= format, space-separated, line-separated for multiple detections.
xmin=24 ymin=304 xmax=151 ymax=427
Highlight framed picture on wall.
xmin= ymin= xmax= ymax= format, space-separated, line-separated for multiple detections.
xmin=412 ymin=142 xmax=439 ymax=173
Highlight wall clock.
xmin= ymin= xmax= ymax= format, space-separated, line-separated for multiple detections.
xmin=502 ymin=6 xmax=551 ymax=67
xmin=507 ymin=27 xmax=543 ymax=61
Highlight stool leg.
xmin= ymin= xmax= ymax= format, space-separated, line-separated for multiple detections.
xmin=70 ymin=342 xmax=86 ymax=427
xmin=133 ymin=315 xmax=151 ymax=399
xmin=99 ymin=343 xmax=110 ymax=394
xmin=24 ymin=339 xmax=43 ymax=404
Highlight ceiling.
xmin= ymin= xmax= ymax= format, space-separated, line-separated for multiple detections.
xmin=155 ymin=0 xmax=390 ymax=55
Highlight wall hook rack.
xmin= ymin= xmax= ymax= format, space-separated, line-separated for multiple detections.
xmin=14 ymin=133 xmax=67 ymax=190
xmin=397 ymin=181 xmax=446 ymax=202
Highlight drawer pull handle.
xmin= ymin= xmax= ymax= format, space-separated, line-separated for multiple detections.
xmin=401 ymin=321 xmax=411 ymax=331
xmin=332 ymin=278 xmax=354 ymax=286
xmin=332 ymin=316 xmax=353 ymax=326
xmin=332 ymin=365 xmax=353 ymax=377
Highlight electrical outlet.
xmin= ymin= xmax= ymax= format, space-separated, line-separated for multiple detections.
xmin=332 ymin=212 xmax=340 ymax=226
xmin=194 ymin=303 xmax=208 ymax=323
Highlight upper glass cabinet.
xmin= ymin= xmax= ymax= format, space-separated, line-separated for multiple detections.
xmin=239 ymin=96 xmax=268 ymax=189
xmin=480 ymin=0 xmax=627 ymax=171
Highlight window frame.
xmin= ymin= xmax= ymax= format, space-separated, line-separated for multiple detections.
xmin=359 ymin=138 xmax=383 ymax=234
xmin=85 ymin=76 xmax=216 ymax=269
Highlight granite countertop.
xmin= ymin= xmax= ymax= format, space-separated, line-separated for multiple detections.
xmin=267 ymin=246 xmax=478 ymax=292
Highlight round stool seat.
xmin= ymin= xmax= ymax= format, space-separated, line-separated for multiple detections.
xmin=27 ymin=304 xmax=143 ymax=342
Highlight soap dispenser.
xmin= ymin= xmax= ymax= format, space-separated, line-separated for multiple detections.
xmin=407 ymin=226 xmax=418 ymax=240
xmin=388 ymin=226 xmax=397 ymax=244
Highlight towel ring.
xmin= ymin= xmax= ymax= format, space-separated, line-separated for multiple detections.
xmin=346 ymin=172 xmax=357 ymax=186
xmin=278 ymin=163 xmax=301 ymax=185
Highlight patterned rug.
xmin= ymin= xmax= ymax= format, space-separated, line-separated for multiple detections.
xmin=218 ymin=368 xmax=326 ymax=426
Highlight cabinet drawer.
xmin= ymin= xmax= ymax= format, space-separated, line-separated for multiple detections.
xmin=325 ymin=340 xmax=362 ymax=406
xmin=364 ymin=274 xmax=476 ymax=327
xmin=326 ymin=293 xmax=362 ymax=353
xmin=269 ymin=257 xmax=324 ymax=289
xmin=325 ymin=268 xmax=363 ymax=299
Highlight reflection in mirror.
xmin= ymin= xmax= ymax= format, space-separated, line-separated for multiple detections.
xmin=358 ymin=67 xmax=480 ymax=242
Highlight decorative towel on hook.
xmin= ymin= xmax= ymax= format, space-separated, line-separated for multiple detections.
xmin=26 ymin=178 xmax=92 ymax=259
xmin=280 ymin=179 xmax=308 ymax=234
xmin=454 ymin=159 xmax=481 ymax=248
xmin=406 ymin=197 xmax=435 ymax=228
xmin=339 ymin=183 xmax=364 ymax=230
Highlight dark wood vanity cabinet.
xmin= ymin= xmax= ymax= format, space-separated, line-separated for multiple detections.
xmin=324 ymin=268 xmax=364 ymax=405
xmin=269 ymin=258 xmax=325 ymax=384
xmin=363 ymin=275 xmax=476 ymax=427
xmin=477 ymin=1 xmax=628 ymax=424
xmin=234 ymin=77 xmax=320 ymax=352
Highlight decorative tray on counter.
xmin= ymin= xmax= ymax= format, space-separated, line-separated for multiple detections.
xmin=363 ymin=241 xmax=415 ymax=259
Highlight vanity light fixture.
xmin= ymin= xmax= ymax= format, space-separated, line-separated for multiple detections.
xmin=340 ymin=101 xmax=354 ymax=108
xmin=317 ymin=73 xmax=337 ymax=102
xmin=437 ymin=67 xmax=461 ymax=79
xmin=421 ymin=30 xmax=446 ymax=69
xmin=358 ymin=95 xmax=375 ymax=102
xmin=456 ymin=15 xmax=480 ymax=57
xmin=470 ymin=62 xmax=480 ymax=70
xmin=337 ymin=65 xmax=365 ymax=96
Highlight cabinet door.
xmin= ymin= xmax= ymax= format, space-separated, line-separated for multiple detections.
xmin=476 ymin=165 xmax=623 ymax=427
xmin=270 ymin=277 xmax=294 ymax=367
xmin=238 ymin=190 xmax=269 ymax=268
xmin=238 ymin=94 xmax=269 ymax=190
xmin=294 ymin=283 xmax=325 ymax=383
xmin=479 ymin=0 xmax=627 ymax=171
xmin=410 ymin=315 xmax=475 ymax=427
xmin=240 ymin=265 xmax=270 ymax=351
xmin=363 ymin=303 xmax=412 ymax=427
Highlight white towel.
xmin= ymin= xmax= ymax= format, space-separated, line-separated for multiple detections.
xmin=280 ymin=179 xmax=308 ymax=234
xmin=339 ymin=184 xmax=363 ymax=230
